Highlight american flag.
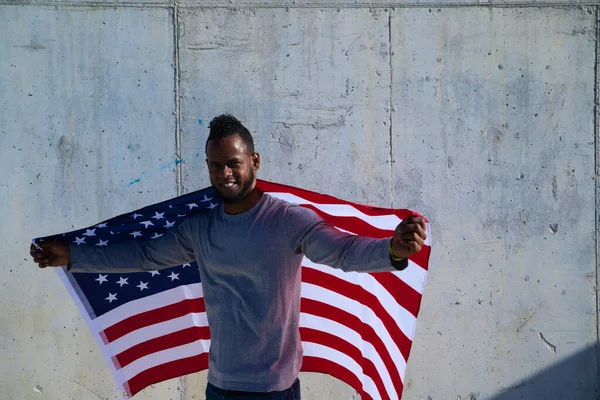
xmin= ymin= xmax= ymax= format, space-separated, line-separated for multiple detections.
xmin=35 ymin=180 xmax=431 ymax=400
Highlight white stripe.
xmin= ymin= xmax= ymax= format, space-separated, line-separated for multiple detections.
xmin=120 ymin=339 xmax=211 ymax=382
xmin=268 ymin=192 xmax=402 ymax=230
xmin=302 ymin=258 xmax=417 ymax=339
xmin=302 ymin=342 xmax=382 ymax=400
xmin=106 ymin=312 xmax=209 ymax=356
xmin=94 ymin=283 xmax=203 ymax=329
xmin=300 ymin=313 xmax=398 ymax=400
xmin=301 ymin=282 xmax=408 ymax=381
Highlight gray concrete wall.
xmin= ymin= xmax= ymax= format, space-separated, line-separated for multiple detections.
xmin=0 ymin=1 xmax=597 ymax=400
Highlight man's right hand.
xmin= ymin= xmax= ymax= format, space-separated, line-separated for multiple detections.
xmin=30 ymin=239 xmax=71 ymax=268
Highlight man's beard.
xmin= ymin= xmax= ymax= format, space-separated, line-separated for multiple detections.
xmin=221 ymin=169 xmax=255 ymax=204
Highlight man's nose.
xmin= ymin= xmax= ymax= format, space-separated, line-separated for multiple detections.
xmin=221 ymin=166 xmax=232 ymax=178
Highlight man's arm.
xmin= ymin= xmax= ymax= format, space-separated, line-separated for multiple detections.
xmin=284 ymin=205 xmax=426 ymax=273
xmin=30 ymin=217 xmax=197 ymax=273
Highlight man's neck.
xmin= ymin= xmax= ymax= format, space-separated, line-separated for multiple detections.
xmin=223 ymin=186 xmax=263 ymax=215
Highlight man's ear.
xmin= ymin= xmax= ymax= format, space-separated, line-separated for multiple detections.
xmin=252 ymin=152 xmax=260 ymax=170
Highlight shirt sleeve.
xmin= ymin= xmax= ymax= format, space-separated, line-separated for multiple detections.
xmin=69 ymin=216 xmax=197 ymax=273
xmin=283 ymin=204 xmax=403 ymax=273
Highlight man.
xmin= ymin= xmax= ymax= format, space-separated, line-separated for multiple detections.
xmin=30 ymin=114 xmax=427 ymax=400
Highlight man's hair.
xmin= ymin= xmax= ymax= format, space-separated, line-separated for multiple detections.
xmin=205 ymin=114 xmax=255 ymax=154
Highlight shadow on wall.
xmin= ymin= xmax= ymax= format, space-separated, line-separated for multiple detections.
xmin=488 ymin=343 xmax=599 ymax=400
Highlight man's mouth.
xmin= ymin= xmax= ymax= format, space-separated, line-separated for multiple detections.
xmin=222 ymin=182 xmax=237 ymax=188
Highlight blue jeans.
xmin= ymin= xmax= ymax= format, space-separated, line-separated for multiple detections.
xmin=205 ymin=378 xmax=301 ymax=400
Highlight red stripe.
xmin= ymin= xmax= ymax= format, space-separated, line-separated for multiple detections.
xmin=303 ymin=268 xmax=412 ymax=359
xmin=300 ymin=328 xmax=391 ymax=400
xmin=103 ymin=298 xmax=205 ymax=343
xmin=368 ymin=271 xmax=423 ymax=318
xmin=115 ymin=326 xmax=211 ymax=368
xmin=301 ymin=298 xmax=404 ymax=393
xmin=301 ymin=356 xmax=374 ymax=400
xmin=409 ymin=244 xmax=431 ymax=271
xmin=257 ymin=180 xmax=427 ymax=221
xmin=301 ymin=204 xmax=394 ymax=238
xmin=127 ymin=352 xmax=209 ymax=397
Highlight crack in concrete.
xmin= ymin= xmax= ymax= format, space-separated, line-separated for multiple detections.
xmin=72 ymin=380 xmax=104 ymax=400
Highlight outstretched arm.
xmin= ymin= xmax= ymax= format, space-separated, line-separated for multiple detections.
xmin=30 ymin=217 xmax=197 ymax=273
xmin=285 ymin=205 xmax=426 ymax=273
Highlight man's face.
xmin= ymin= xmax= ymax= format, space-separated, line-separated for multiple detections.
xmin=206 ymin=134 xmax=260 ymax=203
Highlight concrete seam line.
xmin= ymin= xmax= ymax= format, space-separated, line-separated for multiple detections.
xmin=3 ymin=2 xmax=600 ymax=8
xmin=595 ymin=4 xmax=600 ymax=381
xmin=173 ymin=3 xmax=183 ymax=197
xmin=388 ymin=9 xmax=394 ymax=209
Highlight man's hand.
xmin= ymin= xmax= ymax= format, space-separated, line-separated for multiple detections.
xmin=391 ymin=214 xmax=427 ymax=259
xmin=30 ymin=239 xmax=71 ymax=268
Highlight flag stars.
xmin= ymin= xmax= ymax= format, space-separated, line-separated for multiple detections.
xmin=149 ymin=270 xmax=160 ymax=277
xmin=116 ymin=277 xmax=129 ymax=287
xmin=96 ymin=239 xmax=109 ymax=247
xmin=73 ymin=237 xmax=86 ymax=245
xmin=137 ymin=281 xmax=149 ymax=291
xmin=164 ymin=220 xmax=175 ymax=229
xmin=168 ymin=272 xmax=180 ymax=281
xmin=182 ymin=263 xmax=191 ymax=268
xmin=95 ymin=274 xmax=108 ymax=285
xmin=140 ymin=220 xmax=154 ymax=229
xmin=151 ymin=233 xmax=163 ymax=240
xmin=95 ymin=223 xmax=108 ymax=228
xmin=105 ymin=293 xmax=117 ymax=303
xmin=200 ymin=195 xmax=213 ymax=202
xmin=208 ymin=203 xmax=218 ymax=210
xmin=129 ymin=231 xmax=142 ymax=238
xmin=83 ymin=229 xmax=97 ymax=237
xmin=152 ymin=212 xmax=165 ymax=220
xmin=186 ymin=203 xmax=198 ymax=210
xmin=131 ymin=213 xmax=143 ymax=220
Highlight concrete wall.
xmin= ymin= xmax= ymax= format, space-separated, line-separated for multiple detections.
xmin=0 ymin=1 xmax=597 ymax=400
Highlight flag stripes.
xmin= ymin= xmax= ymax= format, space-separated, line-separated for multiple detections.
xmin=49 ymin=181 xmax=430 ymax=399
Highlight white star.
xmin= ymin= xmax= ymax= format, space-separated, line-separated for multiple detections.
xmin=200 ymin=195 xmax=213 ymax=202
xmin=131 ymin=213 xmax=143 ymax=220
xmin=149 ymin=270 xmax=160 ymax=277
xmin=186 ymin=203 xmax=198 ymax=210
xmin=169 ymin=205 xmax=173 ymax=208
xmin=177 ymin=214 xmax=187 ymax=217
xmin=152 ymin=212 xmax=165 ymax=220
xmin=151 ymin=233 xmax=163 ymax=239
xmin=137 ymin=281 xmax=149 ymax=291
xmin=164 ymin=220 xmax=175 ymax=229
xmin=182 ymin=263 xmax=191 ymax=268
xmin=95 ymin=274 xmax=108 ymax=285
xmin=110 ymin=231 xmax=116 ymax=235
xmin=83 ymin=229 xmax=96 ymax=237
xmin=96 ymin=239 xmax=109 ymax=246
xmin=105 ymin=293 xmax=117 ymax=303
xmin=96 ymin=223 xmax=108 ymax=228
xmin=129 ymin=231 xmax=142 ymax=238
xmin=140 ymin=220 xmax=154 ymax=228
xmin=208 ymin=203 xmax=218 ymax=209
xmin=168 ymin=271 xmax=180 ymax=281
xmin=116 ymin=277 xmax=129 ymax=287
xmin=73 ymin=237 xmax=86 ymax=245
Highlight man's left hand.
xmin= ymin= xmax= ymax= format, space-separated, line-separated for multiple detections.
xmin=391 ymin=214 xmax=427 ymax=259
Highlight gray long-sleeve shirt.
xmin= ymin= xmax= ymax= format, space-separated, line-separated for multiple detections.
xmin=70 ymin=193 xmax=402 ymax=392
